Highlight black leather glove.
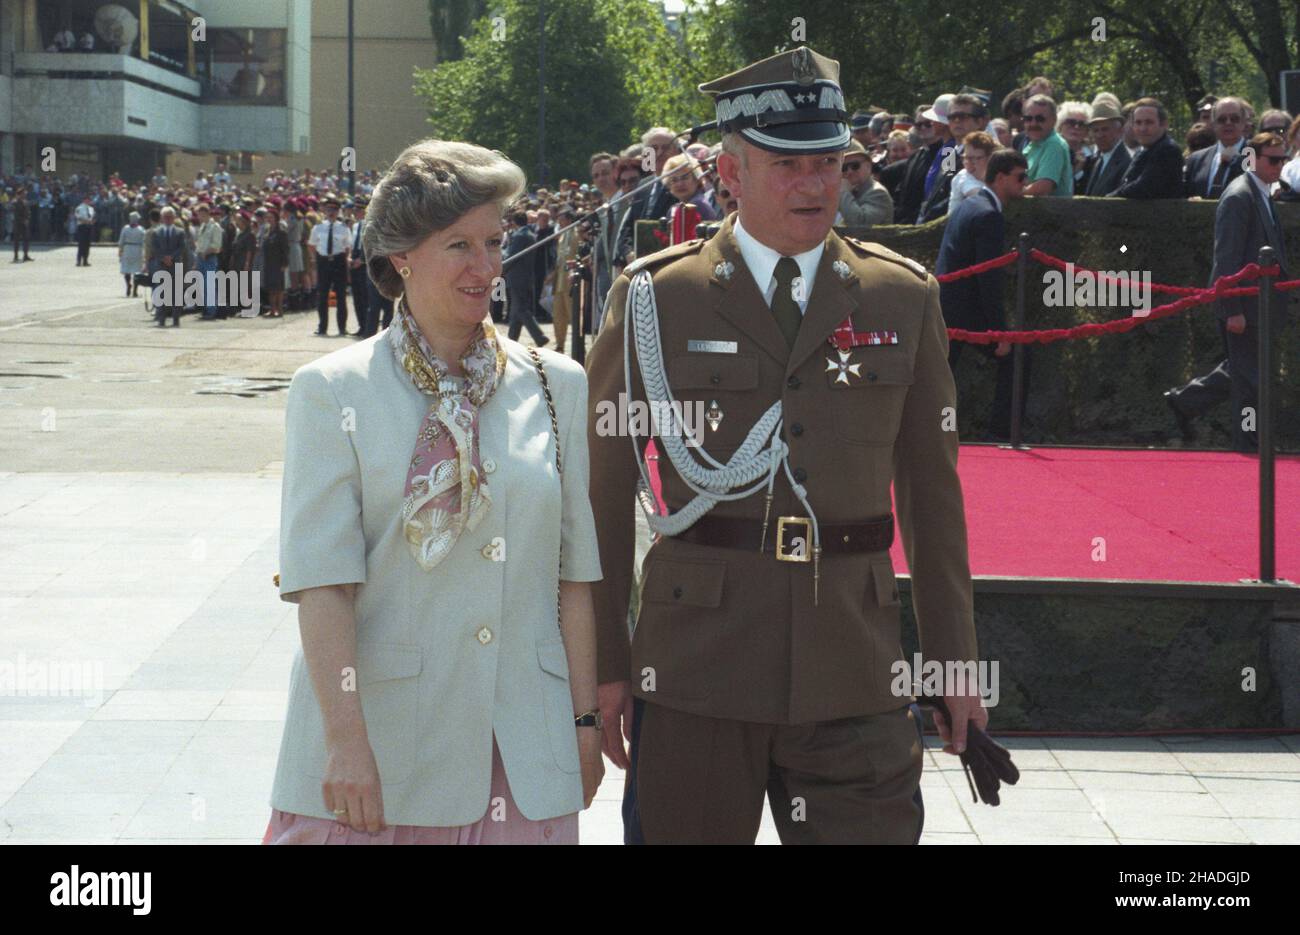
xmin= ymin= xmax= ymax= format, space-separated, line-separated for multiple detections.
xmin=918 ymin=696 xmax=1020 ymax=806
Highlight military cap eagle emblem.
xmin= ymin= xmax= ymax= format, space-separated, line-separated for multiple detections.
xmin=791 ymin=48 xmax=815 ymax=86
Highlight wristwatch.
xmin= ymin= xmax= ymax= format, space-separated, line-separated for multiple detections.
xmin=574 ymin=709 xmax=603 ymax=730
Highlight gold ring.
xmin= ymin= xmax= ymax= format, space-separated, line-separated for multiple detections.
xmin=333 ymin=808 xmax=348 ymax=816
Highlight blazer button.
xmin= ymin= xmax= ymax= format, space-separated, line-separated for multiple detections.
xmin=672 ymin=586 xmax=684 ymax=599
xmin=476 ymin=626 xmax=493 ymax=645
xmin=482 ymin=457 xmax=497 ymax=474
xmin=787 ymin=375 xmax=801 ymax=389
xmin=790 ymin=422 xmax=804 ymax=436
xmin=793 ymin=467 xmax=807 ymax=483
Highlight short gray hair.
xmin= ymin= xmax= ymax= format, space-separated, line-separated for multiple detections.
xmin=1025 ymin=94 xmax=1057 ymax=117
xmin=362 ymin=138 xmax=526 ymax=300
xmin=719 ymin=131 xmax=750 ymax=168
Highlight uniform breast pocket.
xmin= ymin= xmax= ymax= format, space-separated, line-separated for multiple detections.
xmin=826 ymin=353 xmax=914 ymax=446
xmin=666 ymin=353 xmax=758 ymax=452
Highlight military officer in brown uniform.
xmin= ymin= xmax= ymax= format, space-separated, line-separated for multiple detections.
xmin=585 ymin=47 xmax=986 ymax=844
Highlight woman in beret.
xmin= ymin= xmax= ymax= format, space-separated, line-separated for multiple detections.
xmin=264 ymin=138 xmax=603 ymax=844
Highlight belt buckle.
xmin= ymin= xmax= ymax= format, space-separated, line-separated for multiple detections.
xmin=775 ymin=516 xmax=812 ymax=563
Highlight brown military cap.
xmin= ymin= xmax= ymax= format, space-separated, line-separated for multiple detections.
xmin=698 ymin=46 xmax=850 ymax=154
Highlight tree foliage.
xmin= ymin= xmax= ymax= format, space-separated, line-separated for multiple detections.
xmin=417 ymin=0 xmax=1300 ymax=187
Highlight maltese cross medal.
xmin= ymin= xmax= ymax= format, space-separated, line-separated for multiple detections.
xmin=825 ymin=348 xmax=862 ymax=385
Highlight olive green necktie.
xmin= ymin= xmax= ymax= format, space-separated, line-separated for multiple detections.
xmin=771 ymin=256 xmax=803 ymax=348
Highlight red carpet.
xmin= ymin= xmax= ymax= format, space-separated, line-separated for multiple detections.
xmin=889 ymin=446 xmax=1300 ymax=583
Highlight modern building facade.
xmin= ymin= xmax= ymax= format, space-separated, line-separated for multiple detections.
xmin=0 ymin=0 xmax=311 ymax=183
xmin=169 ymin=0 xmax=436 ymax=186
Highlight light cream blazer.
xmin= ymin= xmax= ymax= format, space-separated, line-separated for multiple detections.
xmin=269 ymin=327 xmax=602 ymax=827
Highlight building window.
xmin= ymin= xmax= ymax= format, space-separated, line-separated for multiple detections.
xmin=145 ymin=1 xmax=194 ymax=76
xmin=197 ymin=29 xmax=287 ymax=104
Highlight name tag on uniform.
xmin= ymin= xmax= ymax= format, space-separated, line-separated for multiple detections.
xmin=687 ymin=339 xmax=738 ymax=354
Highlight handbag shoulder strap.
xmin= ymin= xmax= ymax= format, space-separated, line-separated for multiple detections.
xmin=527 ymin=345 xmax=564 ymax=628
xmin=526 ymin=346 xmax=562 ymax=475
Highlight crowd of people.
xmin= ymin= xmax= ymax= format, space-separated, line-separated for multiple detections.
xmin=4 ymin=74 xmax=1295 ymax=367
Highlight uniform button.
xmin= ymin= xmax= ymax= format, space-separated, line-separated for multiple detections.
xmin=793 ymin=467 xmax=807 ymax=483
xmin=790 ymin=422 xmax=804 ymax=436
xmin=482 ymin=457 xmax=497 ymax=474
xmin=476 ymin=626 xmax=493 ymax=645
xmin=672 ymin=586 xmax=683 ymax=599
xmin=787 ymin=375 xmax=801 ymax=389
xmin=709 ymin=373 xmax=721 ymax=385
xmin=867 ymin=371 xmax=878 ymax=382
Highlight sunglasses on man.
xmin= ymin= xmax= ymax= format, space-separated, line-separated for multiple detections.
xmin=841 ymin=161 xmax=864 ymax=173
xmin=1060 ymin=118 xmax=1086 ymax=128
xmin=1023 ymin=114 xmax=1050 ymax=124
xmin=947 ymin=112 xmax=980 ymax=121
xmin=1214 ymin=114 xmax=1243 ymax=124
xmin=1259 ymin=154 xmax=1288 ymax=165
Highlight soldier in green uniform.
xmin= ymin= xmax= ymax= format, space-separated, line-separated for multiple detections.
xmin=585 ymin=46 xmax=986 ymax=844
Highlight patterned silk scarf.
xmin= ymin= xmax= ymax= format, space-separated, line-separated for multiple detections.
xmin=390 ymin=296 xmax=506 ymax=569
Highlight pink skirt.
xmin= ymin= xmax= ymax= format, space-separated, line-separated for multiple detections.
xmin=262 ymin=738 xmax=578 ymax=845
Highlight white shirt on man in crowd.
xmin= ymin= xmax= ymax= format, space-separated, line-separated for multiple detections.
xmin=310 ymin=216 xmax=352 ymax=258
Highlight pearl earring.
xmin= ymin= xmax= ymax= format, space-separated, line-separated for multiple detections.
xmin=399 ymin=266 xmax=411 ymax=278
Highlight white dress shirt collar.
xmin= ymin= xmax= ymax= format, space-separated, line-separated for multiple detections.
xmin=732 ymin=215 xmax=825 ymax=315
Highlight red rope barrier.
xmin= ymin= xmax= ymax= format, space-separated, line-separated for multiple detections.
xmin=943 ymin=253 xmax=1297 ymax=345
xmin=933 ymin=250 xmax=1018 ymax=282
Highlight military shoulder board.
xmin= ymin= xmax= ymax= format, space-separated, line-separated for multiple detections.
xmin=625 ymin=238 xmax=706 ymax=277
xmin=844 ymin=237 xmax=928 ymax=279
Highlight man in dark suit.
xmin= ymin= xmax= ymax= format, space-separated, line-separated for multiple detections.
xmin=918 ymin=93 xmax=988 ymax=223
xmin=502 ymin=210 xmax=548 ymax=346
xmin=894 ymin=102 xmax=946 ymax=223
xmin=635 ymin=128 xmax=679 ymax=223
xmin=347 ymin=197 xmax=374 ymax=337
xmin=1184 ymin=97 xmax=1249 ymax=199
xmin=147 ymin=206 xmax=186 ymax=327
xmin=1110 ymin=97 xmax=1184 ymax=199
xmin=532 ymin=207 xmax=556 ymax=322
xmin=1165 ymin=132 xmax=1292 ymax=450
xmin=1082 ymin=101 xmax=1131 ymax=196
xmin=936 ymin=148 xmax=1030 ymax=439
xmin=11 ymin=186 xmax=32 ymax=262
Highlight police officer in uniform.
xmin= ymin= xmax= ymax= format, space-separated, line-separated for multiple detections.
xmin=585 ymin=47 xmax=985 ymax=844
xmin=311 ymin=195 xmax=352 ymax=336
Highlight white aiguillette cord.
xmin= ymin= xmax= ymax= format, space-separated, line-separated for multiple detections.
xmin=623 ymin=269 xmax=823 ymax=602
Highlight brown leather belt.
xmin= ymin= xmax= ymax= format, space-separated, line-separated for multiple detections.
xmin=674 ymin=513 xmax=894 ymax=562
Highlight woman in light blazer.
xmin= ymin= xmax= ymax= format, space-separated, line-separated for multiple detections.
xmin=264 ymin=139 xmax=604 ymax=844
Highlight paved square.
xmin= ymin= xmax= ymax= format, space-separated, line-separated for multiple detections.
xmin=2 ymin=247 xmax=1297 ymax=843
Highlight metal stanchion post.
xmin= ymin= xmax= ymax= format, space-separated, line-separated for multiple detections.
xmin=1008 ymin=232 xmax=1029 ymax=448
xmin=1257 ymin=246 xmax=1276 ymax=583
